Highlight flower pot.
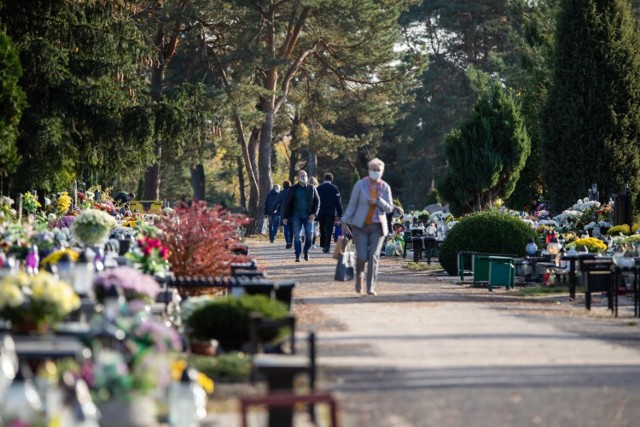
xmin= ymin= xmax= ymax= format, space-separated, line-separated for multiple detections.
xmin=189 ymin=340 xmax=218 ymax=356
xmin=10 ymin=317 xmax=50 ymax=335
xmin=97 ymin=393 xmax=158 ymax=427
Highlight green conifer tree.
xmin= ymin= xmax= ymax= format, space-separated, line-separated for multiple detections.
xmin=542 ymin=0 xmax=640 ymax=210
xmin=1 ymin=0 xmax=154 ymax=192
xmin=438 ymin=84 xmax=531 ymax=215
xmin=0 ymin=24 xmax=26 ymax=179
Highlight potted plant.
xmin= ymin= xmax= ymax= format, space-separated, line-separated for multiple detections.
xmin=0 ymin=272 xmax=80 ymax=333
xmin=93 ymin=266 xmax=161 ymax=304
xmin=88 ymin=315 xmax=182 ymax=427
xmin=71 ymin=208 xmax=116 ymax=246
xmin=184 ymin=294 xmax=290 ymax=352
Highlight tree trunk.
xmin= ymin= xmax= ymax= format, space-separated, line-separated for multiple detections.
xmin=237 ymin=156 xmax=247 ymax=211
xmin=143 ymin=145 xmax=161 ymax=200
xmin=308 ymin=150 xmax=317 ymax=178
xmin=190 ymin=164 xmax=205 ymax=201
xmin=255 ymin=110 xmax=275 ymax=234
xmin=143 ymin=54 xmax=164 ymax=200
xmin=289 ymin=148 xmax=299 ymax=182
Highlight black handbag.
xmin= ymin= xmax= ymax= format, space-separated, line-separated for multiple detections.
xmin=335 ymin=250 xmax=355 ymax=281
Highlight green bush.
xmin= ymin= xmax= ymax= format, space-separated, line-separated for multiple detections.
xmin=186 ymin=294 xmax=290 ymax=351
xmin=439 ymin=210 xmax=537 ymax=275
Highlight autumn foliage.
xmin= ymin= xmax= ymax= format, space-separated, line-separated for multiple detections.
xmin=158 ymin=202 xmax=249 ymax=279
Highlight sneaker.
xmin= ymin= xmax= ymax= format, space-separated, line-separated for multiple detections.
xmin=312 ymin=244 xmax=317 ymax=249
xmin=304 ymin=252 xmax=309 ymax=261
xmin=286 ymin=243 xmax=292 ymax=249
xmin=355 ymin=276 xmax=363 ymax=294
xmin=367 ymin=290 xmax=377 ymax=296
xmin=322 ymin=247 xmax=330 ymax=254
xmin=295 ymin=257 xmax=300 ymax=262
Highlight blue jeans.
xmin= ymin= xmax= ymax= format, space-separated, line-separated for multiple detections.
xmin=268 ymin=214 xmax=280 ymax=242
xmin=281 ymin=219 xmax=292 ymax=245
xmin=291 ymin=216 xmax=313 ymax=256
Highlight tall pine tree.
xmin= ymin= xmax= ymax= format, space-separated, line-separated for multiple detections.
xmin=542 ymin=0 xmax=640 ymax=211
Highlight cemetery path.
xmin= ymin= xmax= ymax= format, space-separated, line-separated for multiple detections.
xmin=249 ymin=238 xmax=640 ymax=427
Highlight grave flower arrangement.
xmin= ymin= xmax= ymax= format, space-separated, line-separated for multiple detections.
xmin=71 ymin=208 xmax=116 ymax=246
xmin=57 ymin=191 xmax=72 ymax=213
xmin=126 ymin=235 xmax=170 ymax=275
xmin=23 ymin=192 xmax=41 ymax=214
xmin=93 ymin=266 xmax=161 ymax=303
xmin=0 ymin=272 xmax=80 ymax=333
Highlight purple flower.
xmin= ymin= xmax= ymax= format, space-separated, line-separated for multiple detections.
xmin=58 ymin=215 xmax=76 ymax=229
xmin=133 ymin=319 xmax=181 ymax=352
xmin=93 ymin=266 xmax=160 ymax=300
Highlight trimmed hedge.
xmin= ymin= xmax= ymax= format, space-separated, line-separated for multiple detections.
xmin=186 ymin=294 xmax=290 ymax=351
xmin=439 ymin=210 xmax=537 ymax=275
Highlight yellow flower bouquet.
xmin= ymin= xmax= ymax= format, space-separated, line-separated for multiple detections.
xmin=0 ymin=272 xmax=80 ymax=333
xmin=567 ymin=237 xmax=608 ymax=254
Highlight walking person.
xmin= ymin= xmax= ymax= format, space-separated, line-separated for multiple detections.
xmin=264 ymin=184 xmax=280 ymax=243
xmin=317 ymin=173 xmax=343 ymax=253
xmin=309 ymin=177 xmax=320 ymax=248
xmin=282 ymin=170 xmax=320 ymax=262
xmin=271 ymin=180 xmax=293 ymax=248
xmin=341 ymin=159 xmax=394 ymax=295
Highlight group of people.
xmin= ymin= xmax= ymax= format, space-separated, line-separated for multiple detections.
xmin=264 ymin=158 xmax=394 ymax=296
xmin=265 ymin=171 xmax=343 ymax=259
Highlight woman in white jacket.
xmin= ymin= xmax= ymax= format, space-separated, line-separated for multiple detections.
xmin=341 ymin=158 xmax=394 ymax=295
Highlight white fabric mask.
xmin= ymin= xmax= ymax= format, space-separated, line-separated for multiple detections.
xmin=299 ymin=176 xmax=308 ymax=185
xmin=369 ymin=171 xmax=382 ymax=181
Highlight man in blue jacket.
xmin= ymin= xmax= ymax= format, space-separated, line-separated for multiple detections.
xmin=316 ymin=173 xmax=343 ymax=253
xmin=264 ymin=184 xmax=281 ymax=243
xmin=282 ymin=170 xmax=320 ymax=262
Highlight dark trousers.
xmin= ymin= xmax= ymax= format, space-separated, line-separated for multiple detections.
xmin=318 ymin=215 xmax=336 ymax=250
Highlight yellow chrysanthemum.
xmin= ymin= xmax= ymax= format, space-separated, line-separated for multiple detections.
xmin=41 ymin=248 xmax=80 ymax=266
xmin=57 ymin=191 xmax=72 ymax=214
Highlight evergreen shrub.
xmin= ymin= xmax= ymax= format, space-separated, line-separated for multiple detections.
xmin=439 ymin=210 xmax=537 ymax=276
xmin=186 ymin=294 xmax=289 ymax=351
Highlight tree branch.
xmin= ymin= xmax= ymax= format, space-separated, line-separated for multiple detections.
xmin=280 ymin=6 xmax=312 ymax=59
xmin=274 ymin=47 xmax=316 ymax=113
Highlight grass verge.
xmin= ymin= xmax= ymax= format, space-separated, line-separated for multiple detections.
xmin=404 ymin=262 xmax=444 ymax=272
xmin=515 ymin=284 xmax=584 ymax=297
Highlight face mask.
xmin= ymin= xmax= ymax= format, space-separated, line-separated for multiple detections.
xmin=299 ymin=176 xmax=308 ymax=185
xmin=369 ymin=171 xmax=382 ymax=181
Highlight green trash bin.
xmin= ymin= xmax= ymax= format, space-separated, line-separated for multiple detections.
xmin=472 ymin=254 xmax=492 ymax=286
xmin=487 ymin=256 xmax=515 ymax=291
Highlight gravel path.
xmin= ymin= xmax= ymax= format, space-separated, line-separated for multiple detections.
xmin=249 ymin=238 xmax=640 ymax=427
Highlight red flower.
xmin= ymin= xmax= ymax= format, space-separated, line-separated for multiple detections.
xmin=159 ymin=247 xmax=169 ymax=259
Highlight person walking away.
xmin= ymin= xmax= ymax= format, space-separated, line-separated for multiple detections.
xmin=271 ymin=181 xmax=293 ymax=248
xmin=264 ymin=184 xmax=281 ymax=243
xmin=341 ymin=158 xmax=394 ymax=295
xmin=317 ymin=173 xmax=344 ymax=253
xmin=282 ymin=171 xmax=320 ymax=262
xmin=308 ymin=177 xmax=320 ymax=248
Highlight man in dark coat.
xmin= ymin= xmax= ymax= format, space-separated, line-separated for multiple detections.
xmin=270 ymin=180 xmax=292 ymax=248
xmin=264 ymin=184 xmax=280 ymax=243
xmin=282 ymin=170 xmax=320 ymax=261
xmin=316 ymin=172 xmax=343 ymax=253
